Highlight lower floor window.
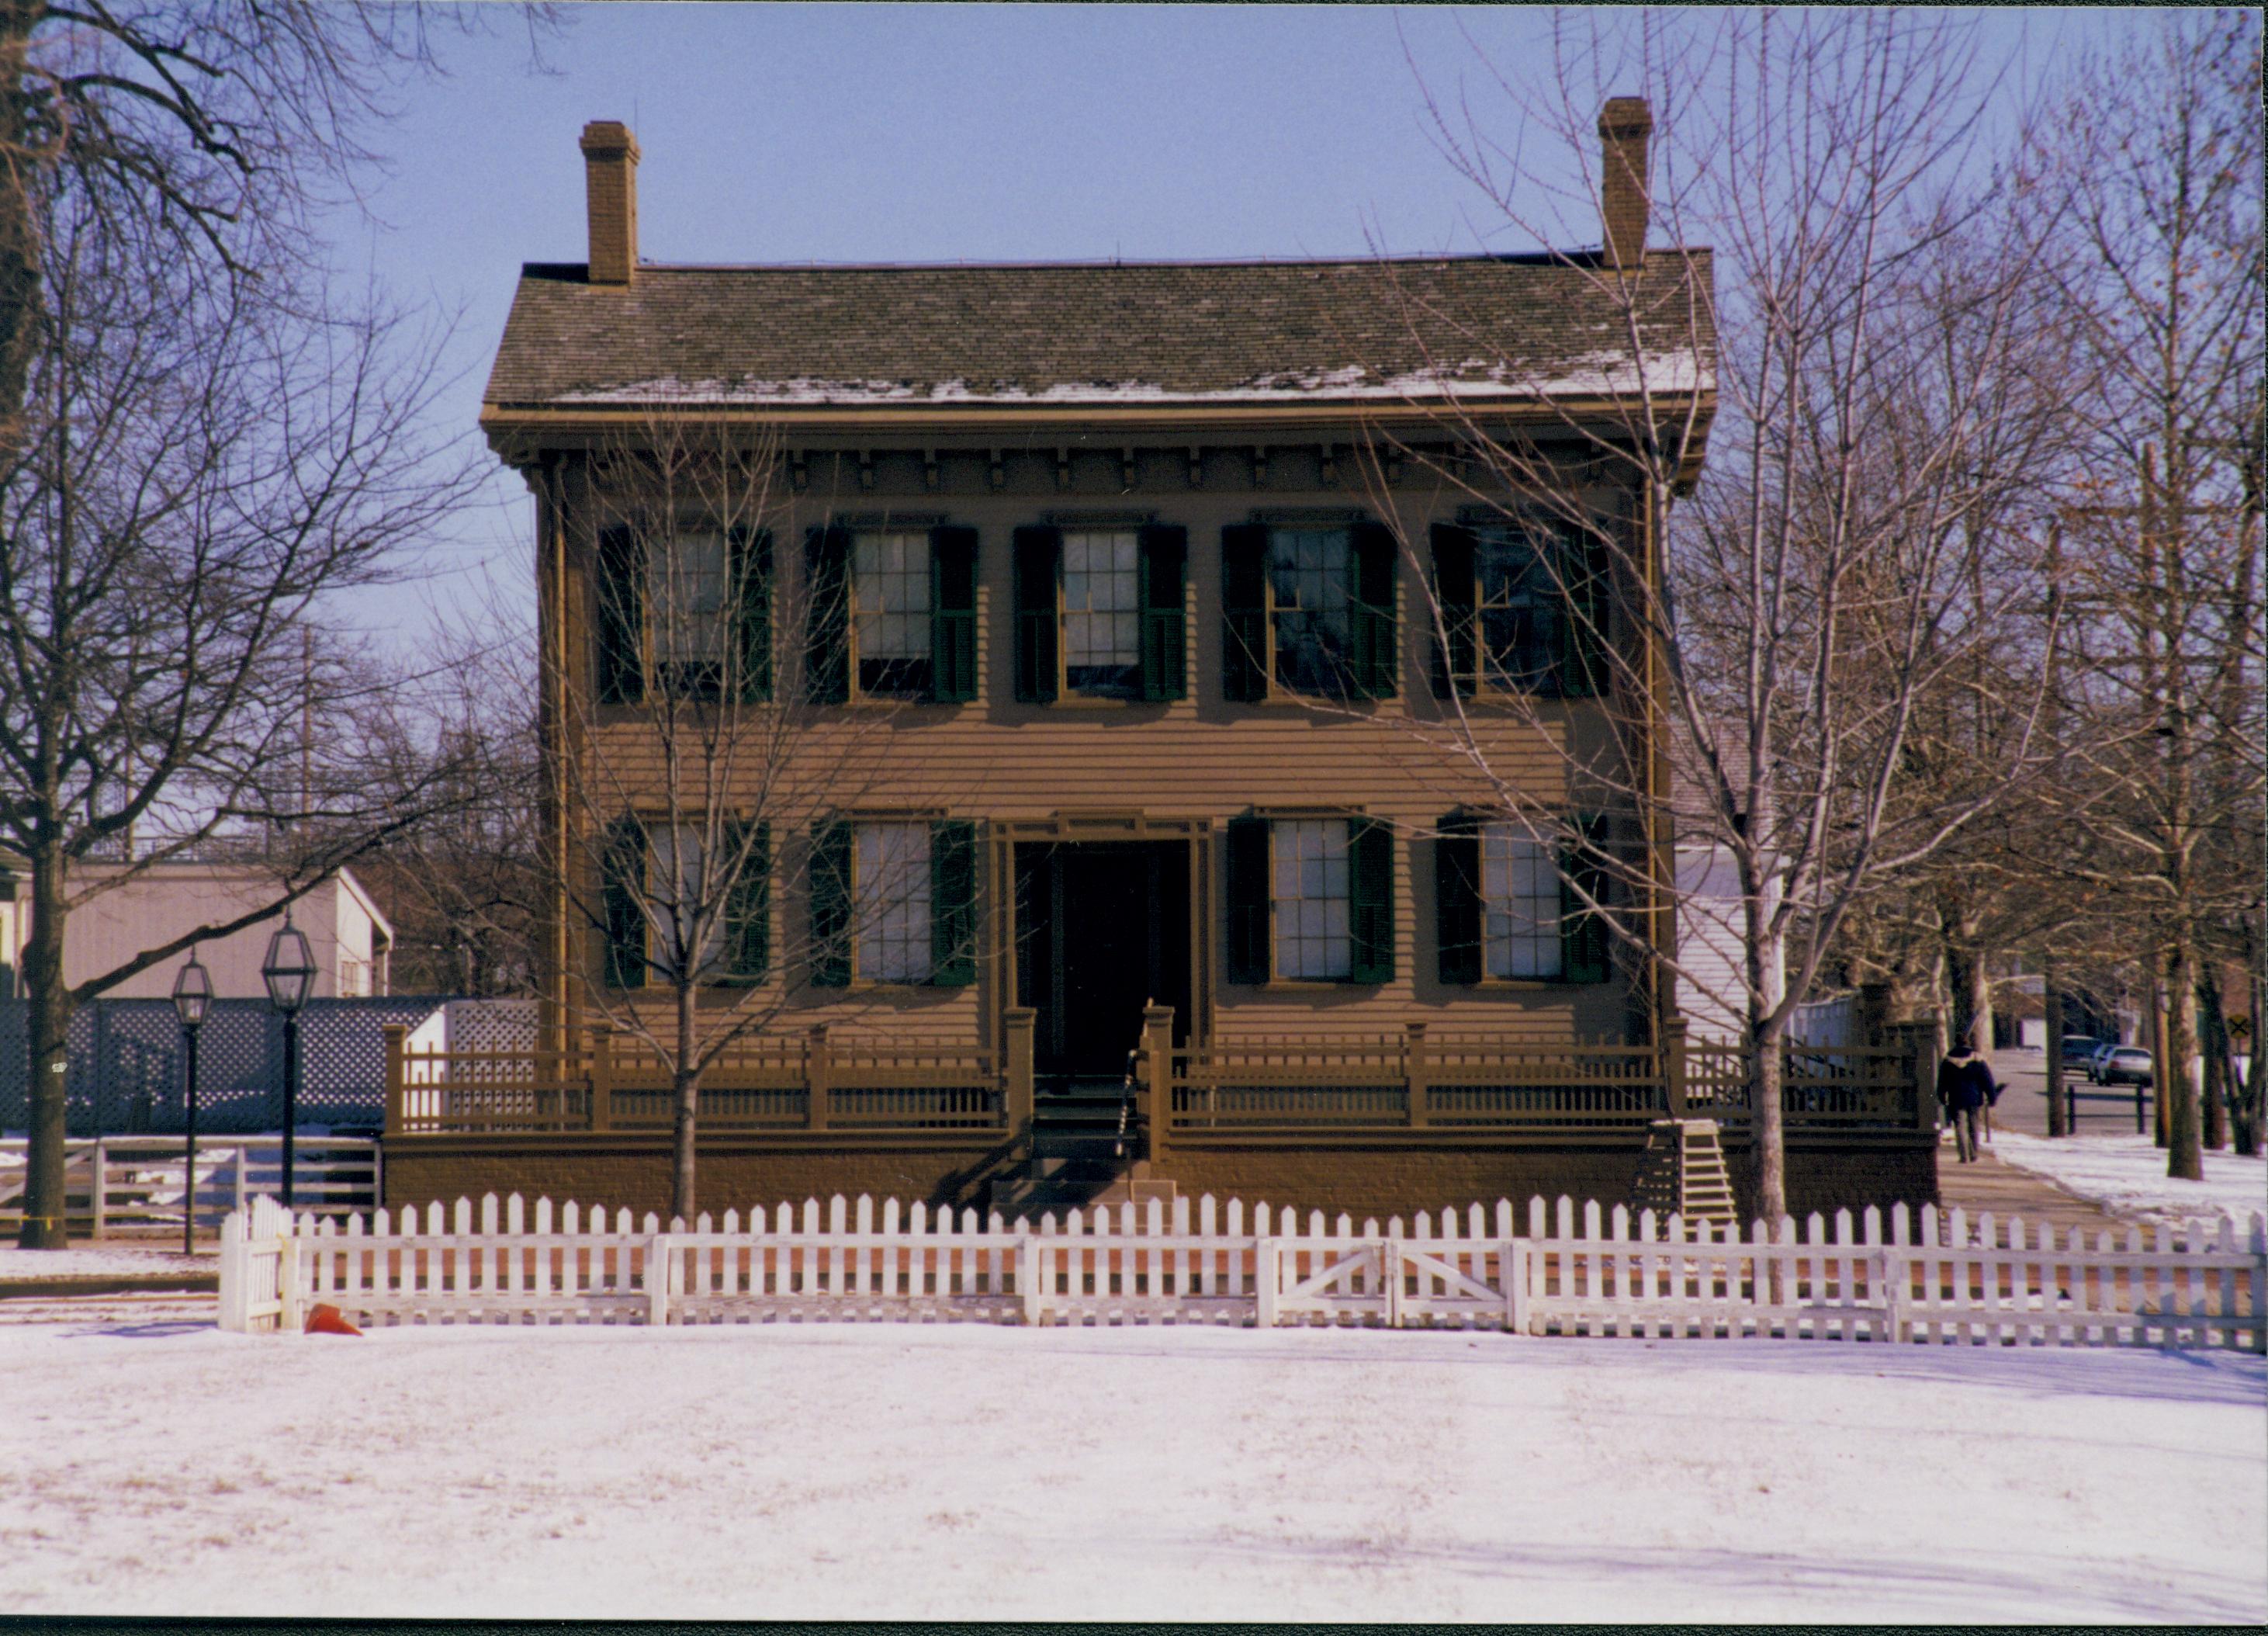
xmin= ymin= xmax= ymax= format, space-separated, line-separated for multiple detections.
xmin=1273 ymin=818 xmax=1351 ymax=979
xmin=1482 ymin=823 xmax=1561 ymax=979
xmin=857 ymin=823 xmax=932 ymax=983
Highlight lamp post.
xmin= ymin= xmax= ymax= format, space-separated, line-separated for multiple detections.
xmin=261 ymin=915 xmax=316 ymax=1208
xmin=171 ymin=951 xmax=211 ymax=1255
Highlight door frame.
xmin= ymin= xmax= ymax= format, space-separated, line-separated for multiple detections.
xmin=990 ymin=812 xmax=1213 ymax=1058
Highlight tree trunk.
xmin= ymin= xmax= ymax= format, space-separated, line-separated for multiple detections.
xmin=2197 ymin=970 xmax=2228 ymax=1151
xmin=671 ymin=983 xmax=698 ymax=1222
xmin=2043 ymin=958 xmax=2068 ymax=1138
xmin=1750 ymin=1018 xmax=1786 ymax=1225
xmin=0 ymin=1 xmax=43 ymax=459
xmin=2164 ymin=938 xmax=2202 ymax=1181
xmin=16 ymin=844 xmax=73 ymax=1249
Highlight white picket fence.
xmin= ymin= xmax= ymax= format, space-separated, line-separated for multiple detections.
xmin=217 ymin=1191 xmax=2268 ymax=1350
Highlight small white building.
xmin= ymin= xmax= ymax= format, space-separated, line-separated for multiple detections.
xmin=0 ymin=858 xmax=391 ymax=1000
xmin=1673 ymin=843 xmax=1785 ymax=1045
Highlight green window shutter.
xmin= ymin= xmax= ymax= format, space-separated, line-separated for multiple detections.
xmin=1011 ymin=525 xmax=1061 ymax=704
xmin=1137 ymin=524 xmax=1187 ymax=702
xmin=1349 ymin=522 xmax=1399 ymax=699
xmin=1221 ymin=523 xmax=1270 ymax=703
xmin=594 ymin=525 xmax=645 ymax=705
xmin=602 ymin=815 xmax=649 ymax=989
xmin=1559 ymin=522 xmax=1612 ymax=699
xmin=731 ymin=527 xmax=774 ymax=703
xmin=1429 ymin=524 xmax=1477 ymax=700
xmin=722 ymin=820 xmax=770 ymax=982
xmin=1559 ymin=813 xmax=1611 ymax=984
xmin=809 ymin=819 xmax=854 ymax=987
xmin=1435 ymin=810 xmax=1483 ymax=986
xmin=928 ymin=525 xmax=979 ymax=703
xmin=929 ymin=819 xmax=979 ymax=986
xmin=804 ymin=526 xmax=851 ymax=705
xmin=1223 ymin=815 xmax=1271 ymax=983
xmin=1347 ymin=816 xmax=1395 ymax=983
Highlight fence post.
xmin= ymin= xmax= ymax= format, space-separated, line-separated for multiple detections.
xmin=383 ymin=1024 xmax=407 ymax=1138
xmin=806 ymin=1024 xmax=832 ymax=1132
xmin=1019 ymin=1234 xmax=1042 ymax=1325
xmin=588 ymin=1024 xmax=612 ymax=1133
xmin=1141 ymin=1005 xmax=1175 ymax=1163
xmin=277 ymin=1233 xmax=303 ymax=1333
xmin=1504 ymin=1240 xmax=1529 ymax=1334
xmin=1661 ymin=1016 xmax=1689 ymax=1118
xmin=646 ymin=1235 xmax=673 ymax=1326
xmin=1881 ymin=1250 xmax=1906 ymax=1344
xmin=1004 ymin=1007 xmax=1036 ymax=1141
xmin=234 ymin=1146 xmax=246 ymax=1214
xmin=1404 ymin=1023 xmax=1429 ymax=1128
xmin=1383 ymin=1232 xmax=1404 ymax=1327
xmin=92 ymin=1139 xmax=106 ymax=1239
xmin=1255 ymin=1239 xmax=1278 ymax=1328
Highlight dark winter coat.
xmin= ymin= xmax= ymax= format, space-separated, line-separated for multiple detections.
xmin=1937 ymin=1052 xmax=2000 ymax=1111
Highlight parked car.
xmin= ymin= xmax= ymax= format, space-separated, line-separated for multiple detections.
xmin=2098 ymin=1046 xmax=2155 ymax=1087
xmin=2058 ymin=1035 xmax=2099 ymax=1072
xmin=2086 ymin=1042 xmax=2121 ymax=1083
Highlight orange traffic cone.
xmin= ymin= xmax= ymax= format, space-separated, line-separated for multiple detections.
xmin=305 ymin=1302 xmax=362 ymax=1336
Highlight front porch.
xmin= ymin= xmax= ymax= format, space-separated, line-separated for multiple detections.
xmin=378 ymin=1017 xmax=1943 ymax=1220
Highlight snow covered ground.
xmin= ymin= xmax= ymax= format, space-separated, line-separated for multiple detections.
xmin=0 ymin=1246 xmax=216 ymax=1279
xmin=1993 ymin=1132 xmax=2268 ymax=1227
xmin=0 ymin=1320 xmax=2259 ymax=1622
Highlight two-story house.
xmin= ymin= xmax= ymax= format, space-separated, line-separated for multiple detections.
xmin=384 ymin=108 xmax=1940 ymax=1222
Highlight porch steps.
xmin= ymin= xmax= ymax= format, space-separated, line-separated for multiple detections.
xmin=990 ymin=1073 xmax=1168 ymax=1219
xmin=1629 ymin=1118 xmax=1740 ymax=1229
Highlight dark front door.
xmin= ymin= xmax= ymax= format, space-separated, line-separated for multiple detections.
xmin=1016 ymin=841 xmax=1191 ymax=1076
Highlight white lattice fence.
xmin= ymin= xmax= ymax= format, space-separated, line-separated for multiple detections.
xmin=218 ymin=1191 xmax=2268 ymax=1350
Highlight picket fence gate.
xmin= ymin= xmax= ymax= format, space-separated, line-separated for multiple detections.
xmin=216 ymin=1191 xmax=2268 ymax=1350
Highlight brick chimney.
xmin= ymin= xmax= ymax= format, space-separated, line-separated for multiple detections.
xmin=579 ymin=120 xmax=640 ymax=286
xmin=1598 ymin=97 xmax=1653 ymax=276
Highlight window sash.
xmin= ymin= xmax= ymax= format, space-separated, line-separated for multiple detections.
xmin=855 ymin=822 xmax=933 ymax=983
xmin=1267 ymin=527 xmax=1355 ymax=696
xmin=647 ymin=824 xmax=728 ymax=978
xmin=1272 ymin=817 xmax=1352 ymax=979
xmin=852 ymin=530 xmax=932 ymax=694
xmin=646 ymin=531 xmax=732 ymax=667
xmin=1061 ymin=528 xmax=1142 ymax=692
xmin=1473 ymin=525 xmax=1560 ymax=692
xmin=1481 ymin=823 xmax=1562 ymax=979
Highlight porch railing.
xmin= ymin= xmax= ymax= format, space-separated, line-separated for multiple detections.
xmin=383 ymin=1024 xmax=1004 ymax=1139
xmin=383 ymin=1012 xmax=1937 ymax=1149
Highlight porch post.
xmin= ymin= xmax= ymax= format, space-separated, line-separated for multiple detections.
xmin=587 ymin=1024 xmax=613 ymax=1133
xmin=1003 ymin=1007 xmax=1037 ymax=1139
xmin=1404 ymin=1022 xmax=1429 ymax=1128
xmin=1661 ymin=1016 xmax=1688 ymax=1118
xmin=806 ymin=1023 xmax=832 ymax=1132
xmin=1141 ymin=1004 xmax=1175 ymax=1162
xmin=382 ymin=1024 xmax=407 ymax=1138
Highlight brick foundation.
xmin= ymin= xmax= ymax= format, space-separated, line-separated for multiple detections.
xmin=383 ymin=1131 xmax=1936 ymax=1225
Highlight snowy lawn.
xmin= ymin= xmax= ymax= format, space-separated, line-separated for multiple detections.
xmin=0 ymin=1246 xmax=216 ymax=1279
xmin=1993 ymin=1132 xmax=2268 ymax=1227
xmin=0 ymin=1321 xmax=2260 ymax=1622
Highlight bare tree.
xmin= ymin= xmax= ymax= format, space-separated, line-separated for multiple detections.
xmin=538 ymin=418 xmax=976 ymax=1221
xmin=1369 ymin=9 xmax=2072 ymax=1218
xmin=0 ymin=175 xmax=483 ymax=1247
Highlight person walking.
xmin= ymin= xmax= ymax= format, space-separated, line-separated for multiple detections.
xmin=1937 ymin=1035 xmax=2000 ymax=1162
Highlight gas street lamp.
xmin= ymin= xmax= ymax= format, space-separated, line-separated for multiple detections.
xmin=261 ymin=915 xmax=316 ymax=1208
xmin=170 ymin=950 xmax=211 ymax=1256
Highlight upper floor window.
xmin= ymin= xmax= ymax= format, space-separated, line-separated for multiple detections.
xmin=1012 ymin=523 xmax=1186 ymax=702
xmin=594 ymin=525 xmax=772 ymax=706
xmin=1222 ymin=814 xmax=1394 ymax=985
xmin=1434 ymin=812 xmax=1609 ymax=985
xmin=1430 ymin=516 xmax=1610 ymax=700
xmin=1221 ymin=521 xmax=1397 ymax=702
xmin=805 ymin=524 xmax=977 ymax=705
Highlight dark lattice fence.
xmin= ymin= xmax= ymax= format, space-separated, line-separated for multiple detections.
xmin=0 ymin=997 xmax=450 ymax=1135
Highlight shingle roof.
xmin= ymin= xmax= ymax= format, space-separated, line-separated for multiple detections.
xmin=483 ymin=251 xmax=1715 ymax=414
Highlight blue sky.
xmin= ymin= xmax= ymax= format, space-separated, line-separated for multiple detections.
xmin=331 ymin=4 xmax=2124 ymax=658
